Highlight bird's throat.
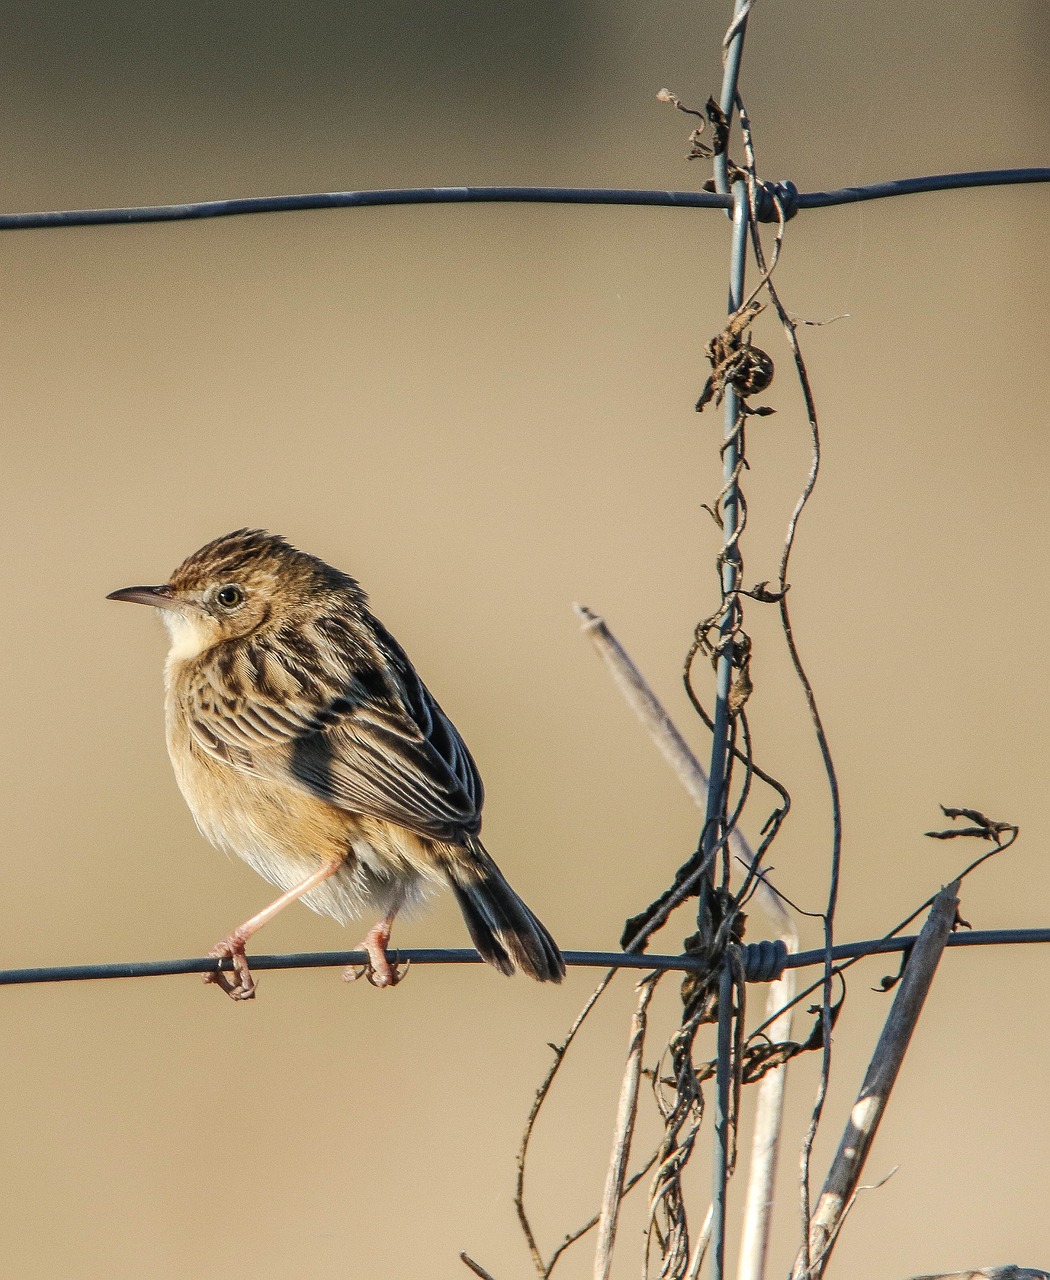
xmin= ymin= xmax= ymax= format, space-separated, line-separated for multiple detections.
xmin=161 ymin=609 xmax=216 ymax=664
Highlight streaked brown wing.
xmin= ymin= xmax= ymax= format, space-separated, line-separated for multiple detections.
xmin=184 ymin=612 xmax=484 ymax=842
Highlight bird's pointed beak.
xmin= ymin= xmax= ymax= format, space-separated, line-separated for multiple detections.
xmin=106 ymin=584 xmax=191 ymax=613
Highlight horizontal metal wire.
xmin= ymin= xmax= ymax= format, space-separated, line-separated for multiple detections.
xmin=0 ymin=168 xmax=1046 ymax=231
xmin=0 ymin=187 xmax=731 ymax=230
xmin=0 ymin=949 xmax=703 ymax=986
xmin=2 ymin=928 xmax=1047 ymax=989
xmin=789 ymin=927 xmax=1050 ymax=969
xmin=798 ymin=167 xmax=1050 ymax=207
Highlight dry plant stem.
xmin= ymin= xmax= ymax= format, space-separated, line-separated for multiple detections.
xmin=593 ymin=975 xmax=659 ymax=1280
xmin=791 ymin=880 xmax=961 ymax=1280
xmin=761 ymin=270 xmax=837 ymax=1271
xmin=574 ymin=604 xmax=715 ymax=810
xmin=736 ymin=952 xmax=796 ymax=1280
xmin=515 ymin=616 xmax=758 ymax=1280
xmin=685 ymin=1203 xmax=715 ymax=1280
xmin=712 ymin=962 xmax=737 ymax=1277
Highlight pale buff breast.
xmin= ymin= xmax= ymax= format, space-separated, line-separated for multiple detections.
xmin=163 ymin=673 xmax=440 ymax=923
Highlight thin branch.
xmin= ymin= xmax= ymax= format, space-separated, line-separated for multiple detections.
xmin=796 ymin=1167 xmax=899 ymax=1277
xmin=574 ymin=603 xmax=718 ymax=812
xmin=516 ymin=972 xmax=618 ymax=1276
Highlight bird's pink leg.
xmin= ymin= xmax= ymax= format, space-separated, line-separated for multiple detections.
xmin=343 ymin=911 xmax=405 ymax=988
xmin=207 ymin=856 xmax=344 ymax=1001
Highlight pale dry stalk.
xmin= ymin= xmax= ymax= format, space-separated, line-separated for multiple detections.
xmin=684 ymin=1203 xmax=715 ymax=1280
xmin=792 ymin=881 xmax=961 ymax=1280
xmin=736 ymin=957 xmax=796 ymax=1280
xmin=593 ymin=975 xmax=660 ymax=1280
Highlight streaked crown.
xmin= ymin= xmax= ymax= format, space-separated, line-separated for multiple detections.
xmin=170 ymin=529 xmax=363 ymax=603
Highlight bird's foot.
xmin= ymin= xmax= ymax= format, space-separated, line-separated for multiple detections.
xmin=343 ymin=955 xmax=409 ymax=988
xmin=205 ymin=930 xmax=257 ymax=1000
xmin=342 ymin=919 xmax=407 ymax=988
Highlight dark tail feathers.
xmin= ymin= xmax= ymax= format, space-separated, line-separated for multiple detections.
xmin=447 ymin=840 xmax=565 ymax=983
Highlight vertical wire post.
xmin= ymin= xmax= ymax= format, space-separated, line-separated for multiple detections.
xmin=704 ymin=5 xmax=752 ymax=1277
xmin=699 ymin=181 xmax=749 ymax=892
xmin=713 ymin=0 xmax=751 ymax=196
xmin=699 ymin=0 xmax=752 ymax=939
xmin=700 ymin=0 xmax=753 ymax=905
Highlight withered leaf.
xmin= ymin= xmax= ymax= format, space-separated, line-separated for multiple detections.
xmin=800 ymin=987 xmax=846 ymax=1051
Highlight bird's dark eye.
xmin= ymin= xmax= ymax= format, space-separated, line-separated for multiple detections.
xmin=216 ymin=585 xmax=244 ymax=609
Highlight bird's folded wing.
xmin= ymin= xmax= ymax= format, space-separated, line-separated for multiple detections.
xmin=183 ymin=617 xmax=484 ymax=841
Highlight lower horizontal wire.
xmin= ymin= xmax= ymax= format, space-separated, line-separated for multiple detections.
xmin=0 ymin=949 xmax=703 ymax=985
xmin=0 ymin=929 xmax=1047 ymax=987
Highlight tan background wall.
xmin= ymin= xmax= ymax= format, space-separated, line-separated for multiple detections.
xmin=1 ymin=1 xmax=1047 ymax=1275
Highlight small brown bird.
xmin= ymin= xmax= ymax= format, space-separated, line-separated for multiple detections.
xmin=108 ymin=529 xmax=565 ymax=999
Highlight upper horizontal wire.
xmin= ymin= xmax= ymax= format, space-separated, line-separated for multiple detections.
xmin=1 ymin=929 xmax=1047 ymax=987
xmin=0 ymin=169 xmax=1046 ymax=230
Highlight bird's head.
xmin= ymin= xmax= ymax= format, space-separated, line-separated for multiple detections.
xmin=107 ymin=528 xmax=364 ymax=662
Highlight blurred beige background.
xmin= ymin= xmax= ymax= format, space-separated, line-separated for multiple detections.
xmin=1 ymin=0 xmax=1048 ymax=1276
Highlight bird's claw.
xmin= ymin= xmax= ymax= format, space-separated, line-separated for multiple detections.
xmin=205 ymin=935 xmax=257 ymax=1000
xmin=342 ymin=954 xmax=409 ymax=988
xmin=342 ymin=917 xmax=407 ymax=988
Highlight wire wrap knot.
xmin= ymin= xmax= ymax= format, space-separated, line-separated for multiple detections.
xmin=741 ymin=938 xmax=789 ymax=982
xmin=753 ymin=180 xmax=800 ymax=222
